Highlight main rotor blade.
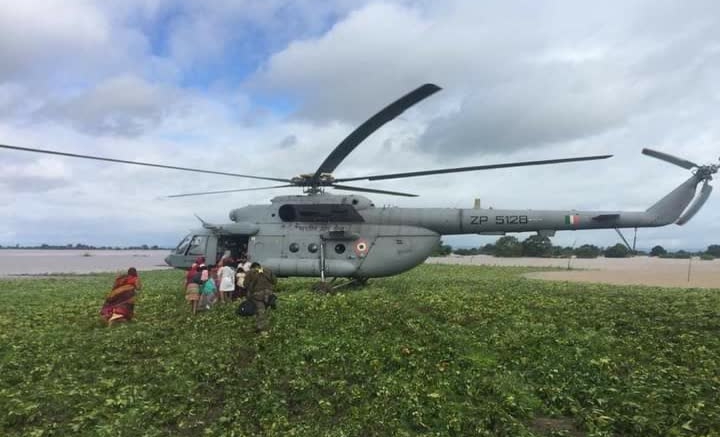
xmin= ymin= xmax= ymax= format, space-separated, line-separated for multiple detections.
xmin=335 ymin=154 xmax=613 ymax=182
xmin=0 ymin=144 xmax=292 ymax=183
xmin=642 ymin=148 xmax=697 ymax=170
xmin=312 ymin=83 xmax=441 ymax=180
xmin=331 ymin=184 xmax=418 ymax=197
xmin=676 ymin=181 xmax=713 ymax=225
xmin=166 ymin=184 xmax=296 ymax=198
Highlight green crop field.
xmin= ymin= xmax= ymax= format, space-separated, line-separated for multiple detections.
xmin=1 ymin=265 xmax=719 ymax=436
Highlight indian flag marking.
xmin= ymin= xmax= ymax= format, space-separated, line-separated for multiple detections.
xmin=565 ymin=214 xmax=579 ymax=225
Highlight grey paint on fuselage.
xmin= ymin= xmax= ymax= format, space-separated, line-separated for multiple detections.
xmin=166 ymin=174 xmax=700 ymax=278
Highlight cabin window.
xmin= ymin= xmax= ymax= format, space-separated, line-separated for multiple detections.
xmin=289 ymin=243 xmax=299 ymax=253
xmin=334 ymin=243 xmax=346 ymax=254
xmin=187 ymin=235 xmax=208 ymax=256
xmin=279 ymin=205 xmax=296 ymax=221
xmin=308 ymin=243 xmax=319 ymax=253
xmin=278 ymin=204 xmax=364 ymax=223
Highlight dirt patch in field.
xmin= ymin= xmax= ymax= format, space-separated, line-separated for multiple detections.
xmin=529 ymin=416 xmax=585 ymax=436
xmin=524 ymin=268 xmax=720 ymax=289
xmin=428 ymin=255 xmax=720 ymax=289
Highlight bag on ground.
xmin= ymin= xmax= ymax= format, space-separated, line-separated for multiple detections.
xmin=237 ymin=299 xmax=256 ymax=316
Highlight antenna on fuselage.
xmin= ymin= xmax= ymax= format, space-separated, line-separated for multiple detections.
xmin=194 ymin=214 xmax=220 ymax=231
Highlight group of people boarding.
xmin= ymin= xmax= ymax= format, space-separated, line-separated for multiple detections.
xmin=184 ymin=256 xmax=250 ymax=314
xmin=99 ymin=253 xmax=277 ymax=333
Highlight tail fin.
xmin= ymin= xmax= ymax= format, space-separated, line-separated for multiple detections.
xmin=645 ymin=175 xmax=700 ymax=225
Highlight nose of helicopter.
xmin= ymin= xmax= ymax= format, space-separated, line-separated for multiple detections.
xmin=164 ymin=255 xmax=172 ymax=266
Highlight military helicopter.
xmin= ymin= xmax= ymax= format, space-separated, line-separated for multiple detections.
xmin=1 ymin=84 xmax=717 ymax=288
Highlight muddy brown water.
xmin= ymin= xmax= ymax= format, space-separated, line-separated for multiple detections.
xmin=427 ymin=255 xmax=720 ymax=289
xmin=0 ymin=249 xmax=172 ymax=277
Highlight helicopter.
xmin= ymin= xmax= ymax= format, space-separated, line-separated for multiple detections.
xmin=1 ymin=83 xmax=717 ymax=288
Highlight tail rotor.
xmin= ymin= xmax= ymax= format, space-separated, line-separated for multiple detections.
xmin=643 ymin=148 xmax=718 ymax=225
xmin=642 ymin=148 xmax=698 ymax=169
xmin=676 ymin=180 xmax=713 ymax=225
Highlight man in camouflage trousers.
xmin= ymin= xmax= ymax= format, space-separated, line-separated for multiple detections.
xmin=244 ymin=262 xmax=277 ymax=333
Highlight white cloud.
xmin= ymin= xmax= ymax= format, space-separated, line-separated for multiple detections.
xmin=36 ymin=75 xmax=181 ymax=136
xmin=158 ymin=0 xmax=365 ymax=70
xmin=0 ymin=157 xmax=71 ymax=192
xmin=0 ymin=1 xmax=161 ymax=86
xmin=252 ymin=0 xmax=719 ymax=154
xmin=251 ymin=3 xmax=436 ymax=121
xmin=0 ymin=1 xmax=109 ymax=78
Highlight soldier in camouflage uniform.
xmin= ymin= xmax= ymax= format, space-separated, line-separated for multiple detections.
xmin=244 ymin=262 xmax=277 ymax=332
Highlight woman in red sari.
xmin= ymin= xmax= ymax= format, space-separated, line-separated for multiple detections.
xmin=100 ymin=267 xmax=142 ymax=325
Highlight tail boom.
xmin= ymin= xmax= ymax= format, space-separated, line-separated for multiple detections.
xmin=361 ymin=175 xmax=704 ymax=234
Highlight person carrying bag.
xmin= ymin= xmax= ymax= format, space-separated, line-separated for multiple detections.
xmin=242 ymin=262 xmax=277 ymax=332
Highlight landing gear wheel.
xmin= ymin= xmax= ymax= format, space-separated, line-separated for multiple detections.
xmin=343 ymin=278 xmax=368 ymax=290
xmin=312 ymin=282 xmax=333 ymax=294
xmin=354 ymin=277 xmax=369 ymax=287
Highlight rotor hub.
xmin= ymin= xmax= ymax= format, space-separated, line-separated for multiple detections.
xmin=695 ymin=163 xmax=718 ymax=181
xmin=317 ymin=173 xmax=335 ymax=185
xmin=291 ymin=173 xmax=335 ymax=187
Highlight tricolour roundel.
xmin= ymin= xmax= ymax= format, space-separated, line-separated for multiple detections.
xmin=354 ymin=238 xmax=369 ymax=257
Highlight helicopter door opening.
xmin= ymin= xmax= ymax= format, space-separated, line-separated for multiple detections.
xmin=216 ymin=235 xmax=250 ymax=264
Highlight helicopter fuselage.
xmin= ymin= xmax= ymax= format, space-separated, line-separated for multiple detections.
xmin=165 ymin=175 xmax=699 ymax=278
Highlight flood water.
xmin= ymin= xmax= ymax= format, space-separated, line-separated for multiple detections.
xmin=428 ymin=254 xmax=720 ymax=289
xmin=0 ymin=249 xmax=172 ymax=276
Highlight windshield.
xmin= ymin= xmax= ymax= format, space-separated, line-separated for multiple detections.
xmin=175 ymin=234 xmax=192 ymax=254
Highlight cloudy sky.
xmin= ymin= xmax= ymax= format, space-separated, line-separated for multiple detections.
xmin=0 ymin=0 xmax=718 ymax=250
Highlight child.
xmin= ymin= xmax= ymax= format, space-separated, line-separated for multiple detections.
xmin=199 ymin=267 xmax=218 ymax=310
xmin=186 ymin=265 xmax=206 ymax=315
xmin=234 ymin=265 xmax=247 ymax=300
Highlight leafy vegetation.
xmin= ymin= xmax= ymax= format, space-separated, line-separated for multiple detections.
xmin=521 ymin=236 xmax=552 ymax=257
xmin=574 ymin=244 xmax=602 ymax=259
xmin=1 ymin=266 xmax=719 ymax=436
xmin=649 ymin=245 xmax=667 ymax=257
xmin=449 ymin=239 xmax=720 ymax=260
xmin=431 ymin=241 xmax=453 ymax=257
xmin=659 ymin=250 xmax=693 ymax=259
xmin=453 ymin=244 xmax=496 ymax=256
xmin=494 ymin=236 xmax=523 ymax=257
xmin=706 ymin=245 xmax=720 ymax=258
xmin=549 ymin=245 xmax=575 ymax=258
xmin=603 ymin=244 xmax=631 ymax=258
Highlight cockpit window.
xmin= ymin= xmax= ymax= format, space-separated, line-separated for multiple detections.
xmin=187 ymin=235 xmax=208 ymax=256
xmin=175 ymin=235 xmax=193 ymax=254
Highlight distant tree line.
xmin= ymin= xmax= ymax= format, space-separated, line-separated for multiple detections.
xmin=435 ymin=236 xmax=719 ymax=260
xmin=650 ymin=244 xmax=719 ymax=260
xmin=0 ymin=243 xmax=172 ymax=250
